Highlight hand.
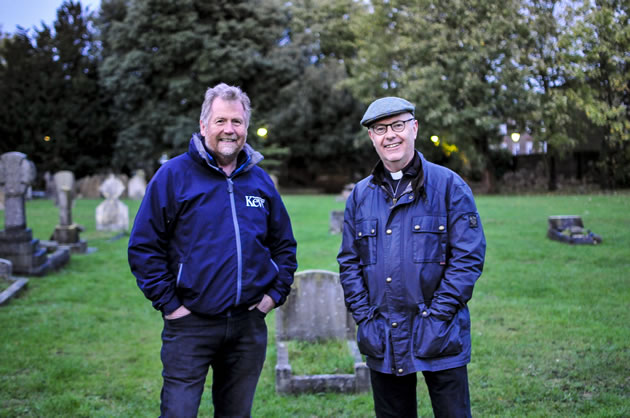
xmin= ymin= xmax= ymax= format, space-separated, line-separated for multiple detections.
xmin=164 ymin=305 xmax=191 ymax=320
xmin=249 ymin=294 xmax=276 ymax=314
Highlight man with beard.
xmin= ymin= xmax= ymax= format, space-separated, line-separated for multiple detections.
xmin=129 ymin=83 xmax=297 ymax=417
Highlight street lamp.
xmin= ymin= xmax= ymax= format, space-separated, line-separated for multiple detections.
xmin=430 ymin=135 xmax=440 ymax=146
xmin=511 ymin=132 xmax=521 ymax=142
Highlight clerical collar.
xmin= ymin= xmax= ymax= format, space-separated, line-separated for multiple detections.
xmin=390 ymin=170 xmax=403 ymax=180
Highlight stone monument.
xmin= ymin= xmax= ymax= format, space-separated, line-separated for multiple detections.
xmin=50 ymin=171 xmax=87 ymax=253
xmin=0 ymin=152 xmax=69 ymax=276
xmin=275 ymin=269 xmax=370 ymax=394
xmin=95 ymin=174 xmax=129 ymax=231
xmin=127 ymin=169 xmax=147 ymax=200
xmin=0 ymin=258 xmax=29 ymax=306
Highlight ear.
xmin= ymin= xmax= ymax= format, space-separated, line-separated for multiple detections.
xmin=199 ymin=120 xmax=205 ymax=135
xmin=368 ymin=129 xmax=377 ymax=148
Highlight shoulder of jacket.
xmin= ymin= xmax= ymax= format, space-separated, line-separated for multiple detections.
xmin=350 ymin=175 xmax=377 ymax=206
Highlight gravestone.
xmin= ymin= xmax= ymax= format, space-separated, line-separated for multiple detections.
xmin=95 ymin=174 xmax=129 ymax=231
xmin=329 ymin=210 xmax=345 ymax=234
xmin=0 ymin=152 xmax=69 ymax=276
xmin=0 ymin=258 xmax=29 ymax=306
xmin=50 ymin=171 xmax=87 ymax=253
xmin=44 ymin=171 xmax=56 ymax=201
xmin=0 ymin=190 xmax=4 ymax=210
xmin=547 ymin=215 xmax=602 ymax=245
xmin=127 ymin=169 xmax=147 ymax=200
xmin=275 ymin=269 xmax=370 ymax=394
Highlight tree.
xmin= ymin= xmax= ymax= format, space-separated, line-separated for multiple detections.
xmin=343 ymin=0 xmax=537 ymax=192
xmin=98 ymin=0 xmax=296 ymax=176
xmin=559 ymin=0 xmax=630 ymax=188
xmin=0 ymin=1 xmax=113 ymax=178
xmin=259 ymin=0 xmax=371 ymax=186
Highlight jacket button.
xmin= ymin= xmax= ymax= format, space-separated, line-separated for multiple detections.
xmin=398 ymin=368 xmax=404 ymax=374
xmin=358 ymin=232 xmax=363 ymax=237
xmin=409 ymin=195 xmax=413 ymax=200
xmin=386 ymin=229 xmax=392 ymax=235
xmin=371 ymin=229 xmax=375 ymax=234
xmin=422 ymin=311 xmax=429 ymax=317
xmin=414 ymin=225 xmax=420 ymax=230
xmin=391 ymin=322 xmax=398 ymax=328
xmin=438 ymin=225 xmax=445 ymax=231
xmin=386 ymin=277 xmax=392 ymax=283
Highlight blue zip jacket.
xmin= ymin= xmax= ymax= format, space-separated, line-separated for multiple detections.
xmin=337 ymin=151 xmax=485 ymax=374
xmin=128 ymin=134 xmax=297 ymax=316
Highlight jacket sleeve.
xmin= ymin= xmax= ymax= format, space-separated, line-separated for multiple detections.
xmin=264 ymin=189 xmax=298 ymax=307
xmin=430 ymin=182 xmax=486 ymax=319
xmin=337 ymin=186 xmax=374 ymax=324
xmin=127 ymin=169 xmax=182 ymax=315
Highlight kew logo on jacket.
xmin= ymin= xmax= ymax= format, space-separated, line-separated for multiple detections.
xmin=246 ymin=196 xmax=265 ymax=208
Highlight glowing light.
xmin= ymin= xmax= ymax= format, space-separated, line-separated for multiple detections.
xmin=44 ymin=136 xmax=51 ymax=142
xmin=442 ymin=142 xmax=459 ymax=157
xmin=511 ymin=132 xmax=521 ymax=142
xmin=257 ymin=127 xmax=268 ymax=138
xmin=430 ymin=135 xmax=440 ymax=146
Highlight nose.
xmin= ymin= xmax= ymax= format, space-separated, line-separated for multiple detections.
xmin=223 ymin=122 xmax=235 ymax=134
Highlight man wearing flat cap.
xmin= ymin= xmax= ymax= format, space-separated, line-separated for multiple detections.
xmin=338 ymin=97 xmax=486 ymax=417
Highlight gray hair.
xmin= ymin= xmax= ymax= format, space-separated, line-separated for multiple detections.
xmin=200 ymin=83 xmax=251 ymax=127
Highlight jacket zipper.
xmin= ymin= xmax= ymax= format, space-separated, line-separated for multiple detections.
xmin=227 ymin=178 xmax=243 ymax=306
xmin=176 ymin=263 xmax=183 ymax=287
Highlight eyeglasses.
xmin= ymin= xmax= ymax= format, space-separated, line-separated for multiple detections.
xmin=370 ymin=118 xmax=415 ymax=135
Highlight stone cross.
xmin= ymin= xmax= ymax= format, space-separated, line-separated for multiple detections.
xmin=0 ymin=152 xmax=37 ymax=231
xmin=53 ymin=171 xmax=75 ymax=226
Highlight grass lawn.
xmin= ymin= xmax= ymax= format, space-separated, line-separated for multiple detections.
xmin=0 ymin=193 xmax=629 ymax=417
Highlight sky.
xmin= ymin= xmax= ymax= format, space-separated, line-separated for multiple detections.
xmin=1 ymin=0 xmax=101 ymax=34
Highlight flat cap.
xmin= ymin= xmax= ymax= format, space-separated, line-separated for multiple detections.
xmin=360 ymin=97 xmax=415 ymax=127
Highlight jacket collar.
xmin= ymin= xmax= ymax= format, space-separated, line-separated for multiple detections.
xmin=189 ymin=133 xmax=264 ymax=175
xmin=370 ymin=150 xmax=425 ymax=198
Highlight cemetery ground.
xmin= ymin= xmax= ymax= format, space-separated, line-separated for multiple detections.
xmin=1 ymin=193 xmax=629 ymax=417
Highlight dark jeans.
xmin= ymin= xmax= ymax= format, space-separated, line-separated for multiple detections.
xmin=370 ymin=366 xmax=471 ymax=418
xmin=160 ymin=309 xmax=268 ymax=418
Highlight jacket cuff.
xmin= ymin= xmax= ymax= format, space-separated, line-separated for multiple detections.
xmin=267 ymin=288 xmax=285 ymax=307
xmin=162 ymin=296 xmax=183 ymax=316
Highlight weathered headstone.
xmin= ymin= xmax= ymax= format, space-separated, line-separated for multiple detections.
xmin=127 ymin=169 xmax=147 ymax=200
xmin=0 ymin=152 xmax=69 ymax=276
xmin=0 ymin=258 xmax=29 ymax=306
xmin=44 ymin=171 xmax=56 ymax=201
xmin=49 ymin=171 xmax=87 ymax=253
xmin=275 ymin=269 xmax=370 ymax=394
xmin=547 ymin=215 xmax=602 ymax=245
xmin=329 ymin=210 xmax=345 ymax=234
xmin=95 ymin=174 xmax=129 ymax=231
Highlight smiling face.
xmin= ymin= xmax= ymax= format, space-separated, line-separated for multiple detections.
xmin=199 ymin=97 xmax=248 ymax=174
xmin=368 ymin=112 xmax=418 ymax=172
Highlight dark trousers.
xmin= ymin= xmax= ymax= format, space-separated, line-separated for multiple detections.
xmin=159 ymin=309 xmax=268 ymax=418
xmin=370 ymin=366 xmax=471 ymax=418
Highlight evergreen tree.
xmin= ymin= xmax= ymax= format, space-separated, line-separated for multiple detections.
xmin=0 ymin=1 xmax=113 ymax=178
xmin=98 ymin=0 xmax=294 ymax=176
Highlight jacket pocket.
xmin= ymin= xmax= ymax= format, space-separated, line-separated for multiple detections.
xmin=355 ymin=219 xmax=377 ymax=265
xmin=357 ymin=315 xmax=386 ymax=359
xmin=411 ymin=216 xmax=447 ymax=263
xmin=413 ymin=307 xmax=462 ymax=359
